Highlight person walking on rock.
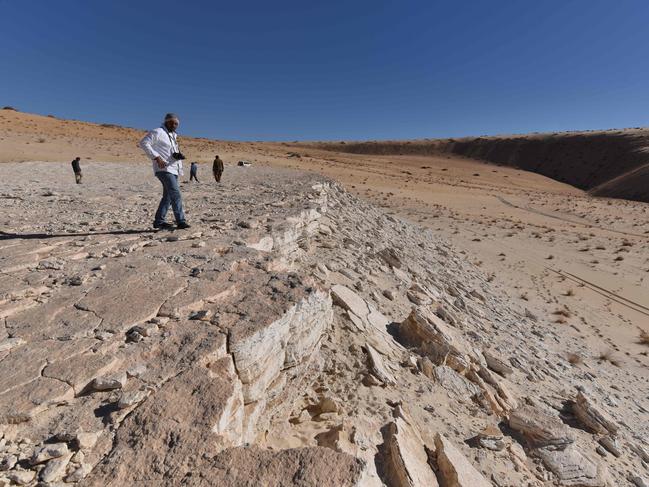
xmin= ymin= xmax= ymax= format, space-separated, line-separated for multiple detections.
xmin=213 ymin=155 xmax=224 ymax=183
xmin=71 ymin=156 xmax=82 ymax=184
xmin=190 ymin=161 xmax=199 ymax=182
xmin=139 ymin=113 xmax=191 ymax=230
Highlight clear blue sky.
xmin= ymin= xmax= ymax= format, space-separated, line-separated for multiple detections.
xmin=2 ymin=0 xmax=648 ymax=140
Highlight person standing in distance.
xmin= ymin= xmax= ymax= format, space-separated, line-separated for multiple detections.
xmin=189 ymin=161 xmax=199 ymax=182
xmin=213 ymin=154 xmax=224 ymax=183
xmin=139 ymin=113 xmax=191 ymax=230
xmin=71 ymin=156 xmax=82 ymax=184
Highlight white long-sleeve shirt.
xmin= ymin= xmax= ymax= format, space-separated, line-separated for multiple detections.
xmin=139 ymin=126 xmax=184 ymax=176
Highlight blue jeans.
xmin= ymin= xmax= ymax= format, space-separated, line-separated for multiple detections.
xmin=154 ymin=172 xmax=186 ymax=225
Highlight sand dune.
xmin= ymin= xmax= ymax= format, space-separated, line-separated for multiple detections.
xmin=315 ymin=129 xmax=649 ymax=202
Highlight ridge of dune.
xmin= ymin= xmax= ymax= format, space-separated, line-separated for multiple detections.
xmin=314 ymin=129 xmax=649 ymax=203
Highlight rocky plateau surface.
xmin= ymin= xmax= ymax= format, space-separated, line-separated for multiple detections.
xmin=0 ymin=162 xmax=647 ymax=486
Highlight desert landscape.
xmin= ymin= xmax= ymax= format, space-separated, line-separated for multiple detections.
xmin=0 ymin=108 xmax=648 ymax=486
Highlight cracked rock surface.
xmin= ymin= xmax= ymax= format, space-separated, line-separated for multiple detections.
xmin=0 ymin=162 xmax=647 ymax=486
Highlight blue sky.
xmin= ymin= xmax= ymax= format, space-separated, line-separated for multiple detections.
xmin=2 ymin=0 xmax=648 ymax=140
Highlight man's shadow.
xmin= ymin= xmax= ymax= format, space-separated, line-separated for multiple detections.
xmin=0 ymin=229 xmax=157 ymax=240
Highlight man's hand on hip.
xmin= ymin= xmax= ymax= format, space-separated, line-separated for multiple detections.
xmin=154 ymin=156 xmax=166 ymax=169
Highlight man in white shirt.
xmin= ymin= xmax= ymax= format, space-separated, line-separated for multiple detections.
xmin=139 ymin=113 xmax=191 ymax=230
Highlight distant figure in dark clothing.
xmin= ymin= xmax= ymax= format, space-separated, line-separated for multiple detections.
xmin=213 ymin=155 xmax=224 ymax=183
xmin=71 ymin=157 xmax=82 ymax=184
xmin=190 ymin=162 xmax=199 ymax=182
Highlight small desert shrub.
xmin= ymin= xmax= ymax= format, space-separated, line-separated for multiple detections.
xmin=564 ymin=289 xmax=575 ymax=297
xmin=598 ymin=349 xmax=621 ymax=367
xmin=37 ymin=138 xmax=46 ymax=143
xmin=2 ymin=106 xmax=17 ymax=111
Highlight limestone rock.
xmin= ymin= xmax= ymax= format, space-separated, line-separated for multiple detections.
xmin=30 ymin=442 xmax=69 ymax=464
xmin=538 ymin=446 xmax=609 ymax=487
xmin=508 ymin=406 xmax=574 ymax=449
xmin=76 ymin=431 xmax=100 ymax=450
xmin=395 ymin=308 xmax=474 ymax=373
xmin=331 ymin=284 xmax=370 ymax=319
xmin=117 ymin=389 xmax=150 ymax=409
xmin=476 ymin=425 xmax=505 ymax=451
xmin=406 ymin=283 xmax=432 ymax=306
xmin=66 ymin=462 xmax=93 ymax=482
xmin=433 ymin=366 xmax=480 ymax=398
xmin=383 ymin=413 xmax=439 ymax=487
xmin=572 ymin=392 xmax=618 ymax=436
xmin=7 ymin=469 xmax=35 ymax=486
xmin=40 ymin=452 xmax=73 ymax=483
xmin=482 ymin=349 xmax=513 ymax=377
xmin=0 ymin=454 xmax=17 ymax=471
xmin=434 ymin=433 xmax=491 ymax=487
xmin=598 ymin=436 xmax=621 ymax=457
xmin=365 ymin=343 xmax=396 ymax=386
xmin=88 ymin=372 xmax=126 ymax=392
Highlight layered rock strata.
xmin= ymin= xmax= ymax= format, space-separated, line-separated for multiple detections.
xmin=0 ymin=163 xmax=646 ymax=486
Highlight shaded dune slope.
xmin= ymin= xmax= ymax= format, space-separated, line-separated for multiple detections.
xmin=316 ymin=130 xmax=649 ymax=202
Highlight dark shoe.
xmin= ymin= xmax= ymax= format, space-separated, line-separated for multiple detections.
xmin=153 ymin=222 xmax=174 ymax=230
xmin=176 ymin=222 xmax=191 ymax=230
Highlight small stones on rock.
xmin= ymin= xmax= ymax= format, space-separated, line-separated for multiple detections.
xmin=407 ymin=283 xmax=432 ymax=305
xmin=66 ymin=275 xmax=85 ymax=286
xmin=0 ymin=454 xmax=17 ymax=471
xmin=309 ymin=396 xmax=340 ymax=417
xmin=66 ymin=462 xmax=93 ymax=482
xmin=482 ymin=350 xmax=513 ymax=377
xmin=39 ymin=452 xmax=72 ymax=483
xmin=189 ymin=309 xmax=213 ymax=321
xmin=7 ymin=469 xmax=35 ymax=486
xmin=598 ymin=436 xmax=621 ymax=457
xmin=75 ymin=431 xmax=100 ymax=451
xmin=117 ymin=390 xmax=150 ymax=410
xmin=30 ymin=442 xmax=69 ymax=465
xmin=88 ymin=372 xmax=127 ymax=392
xmin=476 ymin=425 xmax=506 ymax=451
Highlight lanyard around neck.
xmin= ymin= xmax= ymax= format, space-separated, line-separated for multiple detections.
xmin=162 ymin=126 xmax=179 ymax=153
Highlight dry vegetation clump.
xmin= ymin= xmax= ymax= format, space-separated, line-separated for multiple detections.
xmin=564 ymin=288 xmax=575 ymax=296
xmin=639 ymin=330 xmax=649 ymax=346
xmin=598 ymin=349 xmax=622 ymax=367
xmin=553 ymin=307 xmax=572 ymax=318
